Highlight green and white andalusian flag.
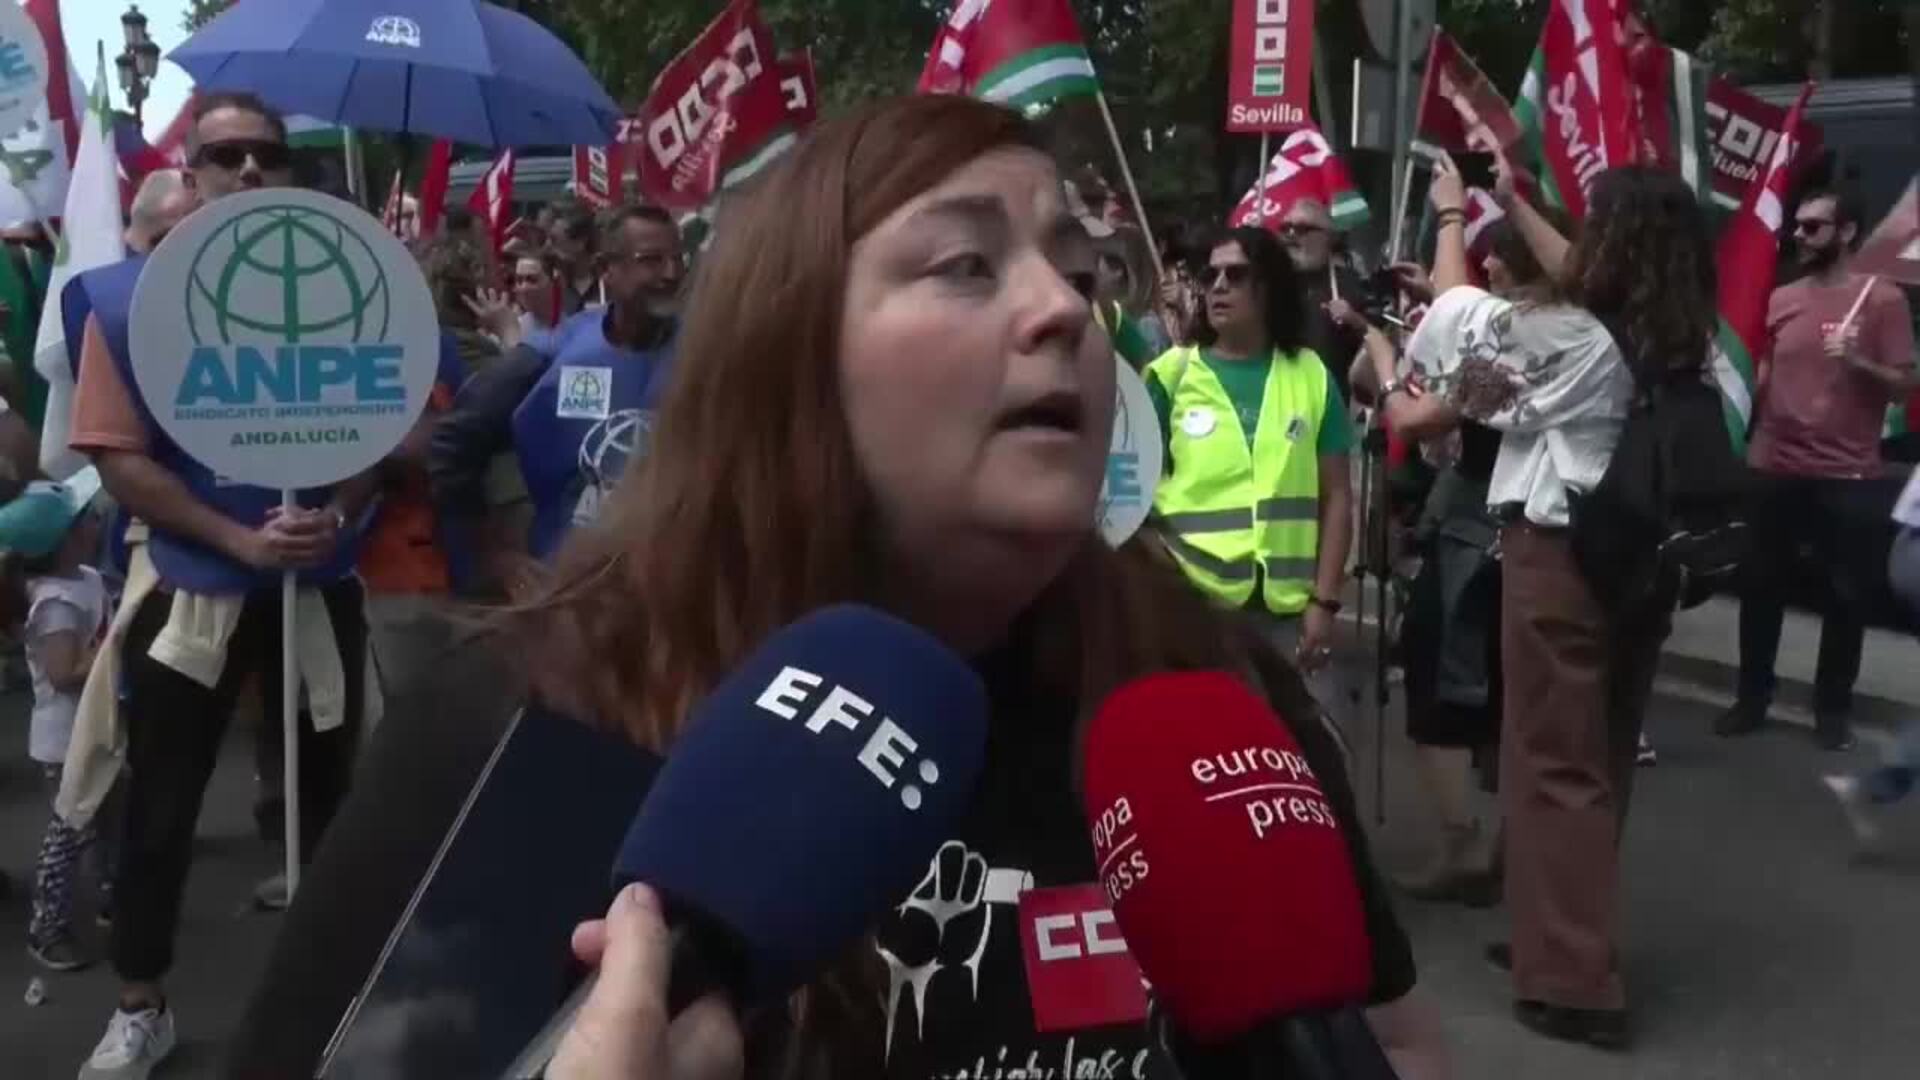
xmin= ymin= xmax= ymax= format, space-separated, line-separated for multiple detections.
xmin=916 ymin=0 xmax=1100 ymax=112
xmin=33 ymin=48 xmax=126 ymax=480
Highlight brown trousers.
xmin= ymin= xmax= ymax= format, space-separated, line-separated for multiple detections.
xmin=1499 ymin=523 xmax=1666 ymax=1011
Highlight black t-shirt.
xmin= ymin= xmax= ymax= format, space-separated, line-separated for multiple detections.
xmin=230 ymin=625 xmax=1416 ymax=1079
xmin=875 ymin=630 xmax=1417 ymax=1079
xmin=1302 ymin=268 xmax=1366 ymax=400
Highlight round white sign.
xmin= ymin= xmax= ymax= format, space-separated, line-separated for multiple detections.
xmin=0 ymin=3 xmax=49 ymax=142
xmin=129 ymin=189 xmax=440 ymax=491
xmin=1098 ymin=355 xmax=1163 ymax=547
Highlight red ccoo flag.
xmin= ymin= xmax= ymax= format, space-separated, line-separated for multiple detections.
xmin=1513 ymin=0 xmax=1640 ymax=219
xmin=1713 ymin=82 xmax=1815 ymax=443
xmin=418 ymin=139 xmax=453 ymax=236
xmin=572 ymin=143 xmax=627 ymax=209
xmin=778 ymin=49 xmax=819 ymax=127
xmin=1415 ymin=31 xmax=1524 ymax=157
xmin=630 ymin=0 xmax=795 ymax=212
xmin=1080 ymin=672 xmax=1372 ymax=1041
xmin=1228 ymin=125 xmax=1371 ymax=233
xmin=467 ymin=149 xmax=516 ymax=254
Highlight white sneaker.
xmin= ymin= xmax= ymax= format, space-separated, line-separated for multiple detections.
xmin=1821 ymin=774 xmax=1883 ymax=849
xmin=77 ymin=1006 xmax=176 ymax=1079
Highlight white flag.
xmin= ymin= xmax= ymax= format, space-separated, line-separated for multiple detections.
xmin=0 ymin=0 xmax=85 ymax=228
xmin=34 ymin=49 xmax=126 ymax=479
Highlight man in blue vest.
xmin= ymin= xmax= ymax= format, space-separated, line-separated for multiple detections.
xmin=67 ymin=92 xmax=375 ymax=1080
xmin=430 ymin=204 xmax=682 ymax=590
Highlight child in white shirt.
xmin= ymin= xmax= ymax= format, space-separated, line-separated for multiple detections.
xmin=0 ymin=470 xmax=110 ymax=970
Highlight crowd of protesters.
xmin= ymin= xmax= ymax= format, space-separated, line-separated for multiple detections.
xmin=0 ymin=79 xmax=1909 ymax=1080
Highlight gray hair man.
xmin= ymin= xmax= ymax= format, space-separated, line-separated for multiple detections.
xmin=124 ymin=169 xmax=198 ymax=254
xmin=1279 ymin=198 xmax=1363 ymax=397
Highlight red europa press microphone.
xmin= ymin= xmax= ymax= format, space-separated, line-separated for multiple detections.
xmin=1081 ymin=672 xmax=1386 ymax=1077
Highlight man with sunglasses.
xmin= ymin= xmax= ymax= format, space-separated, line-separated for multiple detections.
xmin=431 ymin=204 xmax=684 ymax=585
xmin=63 ymin=92 xmax=377 ymax=1080
xmin=1275 ymin=200 xmax=1365 ymax=401
xmin=1730 ymin=186 xmax=1917 ymax=751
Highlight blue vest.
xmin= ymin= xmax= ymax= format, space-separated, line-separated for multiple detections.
xmin=511 ymin=310 xmax=674 ymax=560
xmin=67 ymin=259 xmax=152 ymax=578
xmin=86 ymin=260 xmax=363 ymax=594
xmin=64 ymin=257 xmax=146 ymax=380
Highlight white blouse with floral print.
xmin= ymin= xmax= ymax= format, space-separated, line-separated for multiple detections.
xmin=1403 ymin=286 xmax=1634 ymax=527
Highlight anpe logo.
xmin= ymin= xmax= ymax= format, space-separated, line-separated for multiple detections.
xmin=0 ymin=37 xmax=36 ymax=93
xmin=0 ymin=2 xmax=49 ymax=142
xmin=129 ymin=188 xmax=440 ymax=492
xmin=366 ymin=16 xmax=423 ymax=49
xmin=1099 ymin=356 xmax=1161 ymax=547
xmin=559 ymin=370 xmax=605 ymax=413
xmin=175 ymin=204 xmax=402 ymax=420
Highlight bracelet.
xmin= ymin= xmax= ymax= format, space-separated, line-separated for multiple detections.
xmin=1309 ymin=594 xmax=1343 ymax=615
xmin=1436 ymin=209 xmax=1467 ymax=227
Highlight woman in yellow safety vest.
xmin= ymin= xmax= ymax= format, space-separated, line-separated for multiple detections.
xmin=1143 ymin=225 xmax=1355 ymax=700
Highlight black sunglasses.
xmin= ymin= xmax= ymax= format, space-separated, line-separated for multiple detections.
xmin=1205 ymin=264 xmax=1254 ymax=288
xmin=193 ymin=138 xmax=293 ymax=172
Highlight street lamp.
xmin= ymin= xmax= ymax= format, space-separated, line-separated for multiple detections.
xmin=117 ymin=4 xmax=162 ymax=125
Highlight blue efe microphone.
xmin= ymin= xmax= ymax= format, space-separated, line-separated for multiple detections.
xmin=612 ymin=603 xmax=989 ymax=1008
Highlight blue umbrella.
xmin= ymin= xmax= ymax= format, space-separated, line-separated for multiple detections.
xmin=169 ymin=0 xmax=621 ymax=148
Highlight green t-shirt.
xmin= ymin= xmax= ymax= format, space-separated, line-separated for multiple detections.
xmin=1146 ymin=348 xmax=1354 ymax=464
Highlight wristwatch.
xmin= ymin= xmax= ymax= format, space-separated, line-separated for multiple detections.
xmin=1379 ymin=378 xmax=1408 ymax=401
xmin=1310 ymin=595 xmax=1343 ymax=615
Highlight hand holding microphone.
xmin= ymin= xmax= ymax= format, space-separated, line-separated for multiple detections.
xmin=515 ymin=604 xmax=990 ymax=1078
xmin=548 ymin=884 xmax=743 ymax=1080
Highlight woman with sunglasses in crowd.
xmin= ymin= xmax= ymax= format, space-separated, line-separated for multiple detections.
xmin=1143 ymin=226 xmax=1356 ymax=711
xmin=230 ymin=94 xmax=1450 ymax=1080
xmin=1365 ymin=153 xmax=1717 ymax=1049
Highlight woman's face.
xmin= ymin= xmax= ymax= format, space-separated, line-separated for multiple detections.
xmin=1483 ymin=251 xmax=1515 ymax=294
xmin=511 ymin=257 xmax=549 ymax=313
xmin=839 ymin=147 xmax=1111 ymax=574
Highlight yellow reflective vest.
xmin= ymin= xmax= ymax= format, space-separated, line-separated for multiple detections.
xmin=1144 ymin=345 xmax=1327 ymax=615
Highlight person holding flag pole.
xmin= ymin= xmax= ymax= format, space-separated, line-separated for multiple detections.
xmin=1724 ymin=180 xmax=1917 ymax=750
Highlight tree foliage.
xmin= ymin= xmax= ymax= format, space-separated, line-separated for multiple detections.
xmin=177 ymin=0 xmax=1910 ymax=227
xmin=183 ymin=0 xmax=233 ymax=32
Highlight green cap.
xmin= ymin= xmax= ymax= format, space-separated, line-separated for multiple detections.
xmin=0 ymin=468 xmax=102 ymax=559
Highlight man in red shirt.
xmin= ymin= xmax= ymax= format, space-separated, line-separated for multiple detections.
xmin=1729 ymin=187 xmax=1918 ymax=749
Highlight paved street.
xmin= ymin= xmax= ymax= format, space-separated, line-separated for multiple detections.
xmin=0 ymin=646 xmax=1915 ymax=1078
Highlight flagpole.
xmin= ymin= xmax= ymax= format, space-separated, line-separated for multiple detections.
xmin=1251 ymin=133 xmax=1271 ymax=227
xmin=1388 ymin=154 xmax=1424 ymax=264
xmin=1838 ymin=276 xmax=1878 ymax=335
xmin=1387 ymin=0 xmax=1416 ymax=265
xmin=1093 ymin=91 xmax=1164 ymax=282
